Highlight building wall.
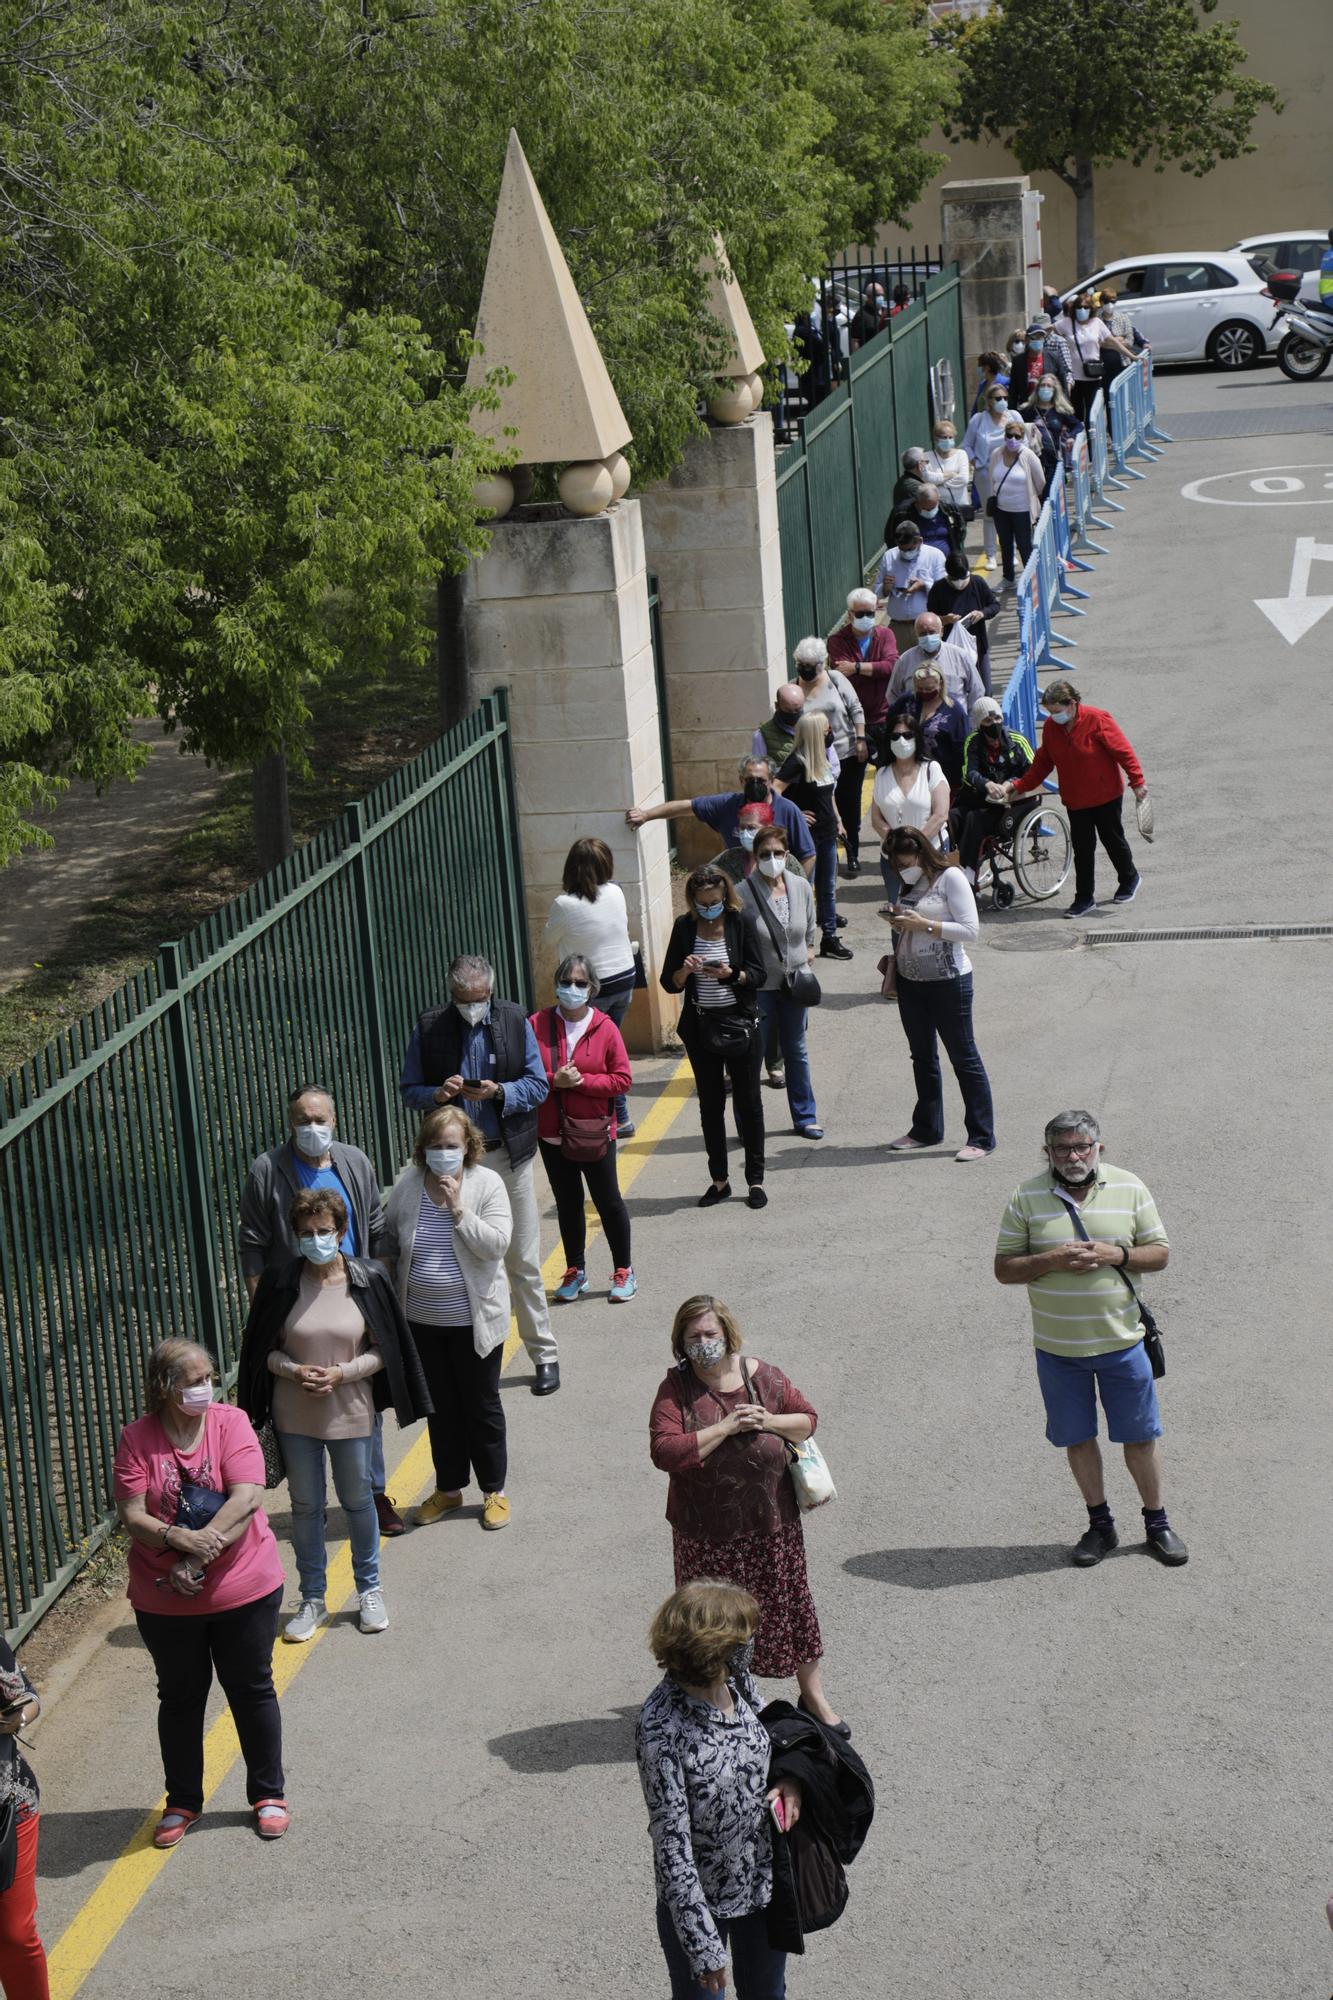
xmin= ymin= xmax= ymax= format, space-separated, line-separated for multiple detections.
xmin=891 ymin=0 xmax=1329 ymax=291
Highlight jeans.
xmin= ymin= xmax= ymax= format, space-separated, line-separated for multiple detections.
xmin=834 ymin=754 xmax=867 ymax=866
xmin=896 ymin=971 xmax=995 ymax=1149
xmin=599 ymin=978 xmax=635 ymax=1126
xmin=679 ymin=1012 xmax=765 ymax=1187
xmin=995 ymin=507 xmax=1033 ymax=581
xmin=756 ymin=988 xmax=817 ymax=1129
xmin=277 ymin=1430 xmax=380 ymax=1597
xmin=134 ymin=1585 xmax=284 ymax=1813
xmin=410 ymin=1320 xmax=507 ymax=1493
xmin=0 ymin=1814 xmax=48 ymax=2000
xmin=656 ymin=1903 xmax=786 ymax=2000
xmin=370 ymin=1408 xmax=385 ymax=1494
xmin=812 ymin=836 xmax=839 ymax=936
xmin=538 ymin=1138 xmax=631 ymax=1270
xmin=1068 ymin=796 xmax=1136 ymax=903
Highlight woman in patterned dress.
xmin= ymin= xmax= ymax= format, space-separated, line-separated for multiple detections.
xmin=648 ymin=1294 xmax=845 ymax=1735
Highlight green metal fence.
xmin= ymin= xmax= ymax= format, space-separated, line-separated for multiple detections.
xmin=0 ymin=691 xmax=529 ymax=1642
xmin=775 ymin=264 xmax=965 ymax=653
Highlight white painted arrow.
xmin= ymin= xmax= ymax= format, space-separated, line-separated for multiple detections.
xmin=1254 ymin=538 xmax=1333 ymax=644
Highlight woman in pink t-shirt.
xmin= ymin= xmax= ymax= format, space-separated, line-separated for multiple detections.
xmin=114 ymin=1339 xmax=288 ymax=1848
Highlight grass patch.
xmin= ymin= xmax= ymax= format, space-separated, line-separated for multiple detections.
xmin=0 ymin=647 xmax=441 ymax=1076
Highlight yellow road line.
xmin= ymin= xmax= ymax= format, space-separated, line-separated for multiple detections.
xmin=47 ymin=1057 xmax=693 ymax=2000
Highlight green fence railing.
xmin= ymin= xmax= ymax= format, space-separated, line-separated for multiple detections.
xmin=775 ymin=263 xmax=966 ymax=653
xmin=0 ymin=691 xmax=530 ymax=1642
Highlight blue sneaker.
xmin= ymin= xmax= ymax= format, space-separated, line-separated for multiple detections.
xmin=608 ymin=1266 xmax=637 ymax=1303
xmin=553 ymin=1267 xmax=588 ymax=1303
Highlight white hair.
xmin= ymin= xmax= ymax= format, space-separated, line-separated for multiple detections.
xmin=847 ymin=587 xmax=876 ymax=611
xmin=793 ymin=636 xmax=827 ymax=670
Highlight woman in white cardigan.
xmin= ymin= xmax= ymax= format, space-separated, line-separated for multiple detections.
xmin=381 ymin=1107 xmax=514 ymax=1531
xmin=987 ymin=419 xmax=1046 ymax=589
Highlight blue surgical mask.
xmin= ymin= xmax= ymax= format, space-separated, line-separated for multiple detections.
xmin=696 ymin=900 xmax=725 ymax=921
xmin=918 ymin=633 xmax=942 ymax=656
xmin=1075 ymin=307 xmax=1091 ymax=322
xmin=1047 ymin=707 xmax=1075 ymax=727
xmin=992 ymin=399 xmax=1007 ymax=414
xmin=1027 ymin=339 xmax=1043 ymax=353
xmin=293 ymin=1121 xmax=332 ymax=1158
xmin=298 ymin=1231 xmax=339 ymax=1265
xmin=1037 ymin=385 xmax=1054 ymax=405
xmin=556 ymin=982 xmax=590 ymax=1010
xmin=738 ymin=827 xmax=758 ymax=850
xmin=918 ymin=506 xmax=939 ymax=520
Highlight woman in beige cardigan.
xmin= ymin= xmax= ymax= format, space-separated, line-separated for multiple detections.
xmin=381 ymin=1107 xmax=514 ymax=1530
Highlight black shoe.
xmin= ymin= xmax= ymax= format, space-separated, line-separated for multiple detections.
xmin=699 ymin=1182 xmax=732 ymax=1207
xmin=797 ymin=1696 xmax=851 ymax=1741
xmin=1071 ymin=1522 xmax=1119 ymax=1567
xmin=844 ymin=858 xmax=860 ymax=878
xmin=1063 ymin=897 xmax=1096 ymax=919
xmin=747 ymin=1186 xmax=768 ymax=1209
xmin=1145 ymin=1522 xmax=1188 ymax=1566
xmin=819 ymin=936 xmax=854 ymax=960
xmin=1112 ymin=872 xmax=1142 ymax=906
xmin=531 ymin=1362 xmax=561 ymax=1397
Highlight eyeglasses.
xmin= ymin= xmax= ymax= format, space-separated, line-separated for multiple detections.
xmin=1048 ymin=1141 xmax=1096 ymax=1158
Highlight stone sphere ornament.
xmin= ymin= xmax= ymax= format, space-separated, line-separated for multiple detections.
xmin=472 ymin=472 xmax=515 ymax=519
xmin=707 ymin=381 xmax=752 ymax=426
xmin=558 ymin=459 xmax=615 ymax=517
xmin=604 ymin=451 xmax=631 ymax=502
xmin=743 ymin=372 xmax=764 ymax=412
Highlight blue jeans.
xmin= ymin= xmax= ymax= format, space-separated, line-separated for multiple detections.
xmin=756 ymin=988 xmax=817 ymax=1128
xmin=656 ymin=1903 xmax=786 ymax=2000
xmin=895 ymin=971 xmax=995 ymax=1149
xmin=370 ymin=1409 xmax=385 ymax=1494
xmin=600 ymin=979 xmax=635 ymax=1126
xmin=277 ymin=1430 xmax=380 ymax=1598
xmin=813 ymin=836 xmax=838 ymax=936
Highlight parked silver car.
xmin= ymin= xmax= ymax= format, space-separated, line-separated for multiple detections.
xmin=1061 ymin=251 xmax=1274 ymax=368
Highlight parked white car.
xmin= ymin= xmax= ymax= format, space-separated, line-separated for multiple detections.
xmin=1061 ymin=251 xmax=1275 ymax=368
xmin=1231 ymin=232 xmax=1327 ymax=283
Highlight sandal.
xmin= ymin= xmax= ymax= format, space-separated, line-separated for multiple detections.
xmin=152 ymin=1808 xmax=200 ymax=1849
xmin=254 ymin=1798 xmax=290 ymax=1840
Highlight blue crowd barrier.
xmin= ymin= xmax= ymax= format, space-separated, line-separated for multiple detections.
xmin=1067 ymin=428 xmax=1109 ymax=556
xmin=1049 ymin=470 xmax=1091 ymax=599
xmin=1131 ymin=351 xmax=1173 ymax=449
xmin=1107 ymin=369 xmax=1147 ymax=480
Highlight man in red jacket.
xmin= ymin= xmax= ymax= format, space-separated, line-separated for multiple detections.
xmin=1001 ymin=679 xmax=1147 ymax=918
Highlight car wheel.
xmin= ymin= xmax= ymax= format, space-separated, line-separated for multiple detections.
xmin=1208 ymin=321 xmax=1262 ymax=370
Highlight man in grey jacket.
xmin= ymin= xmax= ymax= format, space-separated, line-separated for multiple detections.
xmin=238 ymin=1085 xmax=403 ymax=1535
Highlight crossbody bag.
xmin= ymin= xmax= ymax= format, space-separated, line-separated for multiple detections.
xmin=550 ymin=1007 xmax=612 ymax=1162
xmin=742 ymin=876 xmax=821 ymax=1009
xmin=985 ymin=457 xmax=1019 ymax=519
xmin=173 ymin=1405 xmax=228 ymax=1530
xmin=1054 ymin=1192 xmax=1166 ymax=1377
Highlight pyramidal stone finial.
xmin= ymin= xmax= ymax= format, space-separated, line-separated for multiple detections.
xmin=701 ymin=233 xmax=766 ymax=426
xmin=466 ymin=130 xmax=632 ymax=516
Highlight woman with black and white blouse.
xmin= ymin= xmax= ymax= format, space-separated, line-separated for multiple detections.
xmin=637 ymin=1580 xmax=801 ymax=1998
xmin=0 ymin=1637 xmax=48 ymax=1999
xmin=661 ymin=868 xmax=767 ymax=1210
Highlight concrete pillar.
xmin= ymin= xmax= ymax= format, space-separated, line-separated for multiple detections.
xmin=639 ymin=412 xmax=787 ymax=869
xmin=463 ymin=500 xmax=677 ymax=1051
xmin=941 ymin=177 xmax=1032 ymax=376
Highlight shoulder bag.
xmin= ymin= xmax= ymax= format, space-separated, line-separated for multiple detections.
xmin=985 ymin=458 xmax=1018 ymax=520
xmin=549 ymin=1007 xmax=612 ymax=1162
xmin=1055 ymin=1192 xmax=1165 ymax=1377
xmin=174 ymin=1405 xmax=228 ymax=1530
xmin=741 ymin=1360 xmax=837 ymax=1511
xmin=743 ymin=877 xmax=821 ymax=1009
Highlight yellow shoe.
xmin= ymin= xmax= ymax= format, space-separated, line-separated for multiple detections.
xmin=481 ymin=1492 xmax=511 ymax=1532
xmin=414 ymin=1488 xmax=464 ymax=1526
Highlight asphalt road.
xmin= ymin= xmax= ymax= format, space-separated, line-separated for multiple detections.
xmin=23 ymin=361 xmax=1333 ymax=2000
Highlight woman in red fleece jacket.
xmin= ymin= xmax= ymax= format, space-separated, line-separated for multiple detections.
xmin=530 ymin=954 xmax=635 ymax=1304
xmin=1003 ymin=678 xmax=1148 ymax=918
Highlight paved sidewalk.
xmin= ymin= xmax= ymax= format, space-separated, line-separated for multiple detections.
xmin=23 ymin=368 xmax=1333 ymax=2000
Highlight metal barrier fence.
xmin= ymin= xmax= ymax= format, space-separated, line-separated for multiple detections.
xmin=0 ymin=692 xmax=530 ymax=1642
xmin=775 ymin=263 xmax=965 ymax=653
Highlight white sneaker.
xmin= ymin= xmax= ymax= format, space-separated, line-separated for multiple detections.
xmin=283 ymin=1597 xmax=327 ymax=1644
xmin=358 ymin=1588 xmax=389 ymax=1635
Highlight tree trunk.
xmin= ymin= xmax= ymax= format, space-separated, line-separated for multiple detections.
xmin=1073 ymin=159 xmax=1096 ymax=279
xmin=252 ymin=750 xmax=293 ymax=875
xmin=436 ymin=569 xmax=469 ymax=735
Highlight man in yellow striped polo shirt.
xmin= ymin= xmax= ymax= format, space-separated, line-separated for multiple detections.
xmin=995 ymin=1109 xmax=1187 ymax=1568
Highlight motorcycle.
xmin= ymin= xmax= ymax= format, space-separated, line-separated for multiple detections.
xmin=1269 ymin=298 xmax=1333 ymax=381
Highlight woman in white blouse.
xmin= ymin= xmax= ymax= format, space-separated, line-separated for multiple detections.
xmin=881 ymin=827 xmax=995 ymax=1162
xmin=381 ymin=1107 xmax=514 ymax=1531
xmin=1054 ymin=289 xmax=1136 ymax=425
xmin=922 ymin=418 xmax=971 ymax=518
xmin=962 ymin=381 xmax=1012 ymax=571
xmin=544 ymin=837 xmax=638 ymax=1134
xmin=987 ymin=418 xmax=1047 ymax=589
xmin=869 ymin=716 xmax=951 ymax=907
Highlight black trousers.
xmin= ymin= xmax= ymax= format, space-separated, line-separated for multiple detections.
xmin=1068 ymin=796 xmax=1136 ymax=903
xmin=135 ymin=1585 xmax=284 ymax=1812
xmin=956 ymin=796 xmax=1039 ymax=875
xmin=538 ymin=1138 xmax=631 ymax=1269
xmin=834 ymin=752 xmax=867 ymax=865
xmin=410 ymin=1319 xmax=507 ymax=1494
xmin=1071 ymin=378 xmax=1099 ymax=426
xmin=995 ymin=508 xmax=1033 ymax=581
xmin=679 ymin=1013 xmax=765 ymax=1187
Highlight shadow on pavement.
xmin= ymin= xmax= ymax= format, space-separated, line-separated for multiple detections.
xmin=487 ymin=1705 xmax=639 ymax=1772
xmin=844 ymin=1543 xmax=1072 ymax=1589
xmin=35 ymin=1807 xmax=254 ymax=1872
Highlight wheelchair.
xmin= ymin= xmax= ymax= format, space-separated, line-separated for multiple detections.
xmin=954 ymin=795 xmax=1073 ymax=908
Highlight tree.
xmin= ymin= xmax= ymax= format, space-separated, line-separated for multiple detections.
xmin=943 ymin=0 xmax=1282 ymax=275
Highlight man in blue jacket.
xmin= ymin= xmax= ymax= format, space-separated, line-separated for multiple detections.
xmin=626 ymin=756 xmax=816 ymax=874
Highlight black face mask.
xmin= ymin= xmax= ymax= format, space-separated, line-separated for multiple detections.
xmin=743 ymin=776 xmax=770 ymax=803
xmin=796 ymin=665 xmax=819 ymax=681
xmin=981 ymin=723 xmax=1002 ymax=737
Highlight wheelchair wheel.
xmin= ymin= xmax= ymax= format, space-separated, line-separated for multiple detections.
xmin=994 ymin=879 xmax=1015 ymax=908
xmin=1012 ymin=806 xmax=1072 ymax=900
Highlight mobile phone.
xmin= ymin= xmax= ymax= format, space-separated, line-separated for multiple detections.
xmin=768 ymin=1795 xmax=787 ymax=1834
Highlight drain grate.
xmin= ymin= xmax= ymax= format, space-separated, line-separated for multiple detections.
xmin=1085 ymin=924 xmax=1333 ymax=945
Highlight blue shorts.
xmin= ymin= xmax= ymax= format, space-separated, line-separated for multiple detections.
xmin=1034 ymin=1341 xmax=1162 ymax=1447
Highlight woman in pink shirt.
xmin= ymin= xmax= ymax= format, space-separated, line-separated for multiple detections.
xmin=114 ymin=1340 xmax=288 ymax=1847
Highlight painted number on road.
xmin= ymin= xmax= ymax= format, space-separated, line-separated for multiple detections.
xmin=1183 ymin=464 xmax=1333 ymax=507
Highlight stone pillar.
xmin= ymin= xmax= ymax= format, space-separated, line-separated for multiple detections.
xmin=463 ymin=500 xmax=677 ymax=1051
xmin=638 ymin=412 xmax=787 ymax=869
xmin=941 ymin=177 xmax=1032 ymax=374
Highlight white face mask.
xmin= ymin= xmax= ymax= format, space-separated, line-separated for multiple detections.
xmin=455 ymin=998 xmax=489 ymax=1026
xmin=851 ymin=613 xmax=876 ymax=633
xmin=177 ymin=1381 xmax=215 ymax=1414
xmin=757 ymin=854 xmax=785 ymax=879
xmin=890 ymin=735 xmax=916 ymax=759
xmin=685 ymin=1335 xmax=728 ymax=1368
xmin=293 ymin=1121 xmax=332 ymax=1158
xmin=426 ymin=1145 xmax=464 ymax=1178
xmin=898 ymin=864 xmax=924 ymax=885
xmin=1047 ymin=707 xmax=1076 ymax=727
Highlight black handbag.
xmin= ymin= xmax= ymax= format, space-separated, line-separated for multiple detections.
xmin=743 ymin=877 xmax=822 ymax=1009
xmin=1057 ymin=1193 xmax=1165 ymax=1377
xmin=176 ymin=1478 xmax=227 ymax=1531
xmin=255 ymin=1418 xmax=285 ymax=1491
xmin=695 ymin=1009 xmax=756 ymax=1057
